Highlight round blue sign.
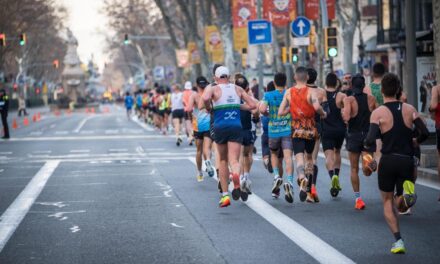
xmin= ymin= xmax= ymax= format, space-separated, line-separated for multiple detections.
xmin=291 ymin=16 xmax=311 ymax=37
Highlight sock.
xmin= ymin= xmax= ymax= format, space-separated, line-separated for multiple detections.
xmin=198 ymin=170 xmax=203 ymax=175
xmin=287 ymin=175 xmax=294 ymax=184
xmin=394 ymin=232 xmax=402 ymax=241
xmin=273 ymin=168 xmax=280 ymax=178
xmin=335 ymin=168 xmax=340 ymax=176
xmin=222 ymin=192 xmax=228 ymax=197
xmin=244 ymin=172 xmax=250 ymax=180
xmin=313 ymin=165 xmax=318 ymax=185
xmin=328 ymin=170 xmax=334 ymax=179
xmin=355 ymin=192 xmax=361 ymax=199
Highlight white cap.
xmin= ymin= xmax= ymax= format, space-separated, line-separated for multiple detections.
xmin=215 ymin=66 xmax=230 ymax=78
xmin=184 ymin=81 xmax=192 ymax=90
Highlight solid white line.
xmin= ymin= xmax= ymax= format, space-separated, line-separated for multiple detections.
xmin=188 ymin=158 xmax=354 ymax=264
xmin=108 ymin=148 xmax=128 ymax=152
xmin=0 ymin=152 xmax=12 ymax=155
xmin=33 ymin=150 xmax=52 ymax=154
xmin=132 ymin=116 xmax=154 ymax=131
xmin=70 ymin=149 xmax=90 ymax=153
xmin=7 ymin=135 xmax=167 ymax=141
xmin=0 ymin=160 xmax=60 ymax=252
xmin=54 ymin=131 xmax=69 ymax=135
xmin=74 ymin=115 xmax=95 ymax=133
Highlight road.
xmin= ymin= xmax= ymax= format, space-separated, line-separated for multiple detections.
xmin=0 ymin=105 xmax=439 ymax=264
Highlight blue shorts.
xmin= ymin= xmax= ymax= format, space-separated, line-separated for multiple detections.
xmin=241 ymin=130 xmax=255 ymax=146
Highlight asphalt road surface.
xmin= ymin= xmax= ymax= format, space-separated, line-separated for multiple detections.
xmin=0 ymin=105 xmax=439 ymax=264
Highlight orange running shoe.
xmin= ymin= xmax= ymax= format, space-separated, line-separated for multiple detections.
xmin=355 ymin=197 xmax=366 ymax=210
xmin=311 ymin=185 xmax=320 ymax=203
xmin=219 ymin=195 xmax=231 ymax=208
xmin=362 ymin=154 xmax=377 ymax=176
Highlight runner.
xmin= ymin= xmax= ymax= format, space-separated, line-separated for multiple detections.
xmin=201 ymin=66 xmax=256 ymax=207
xmin=135 ymin=91 xmax=143 ymax=118
xmin=124 ymin=91 xmax=134 ymax=119
xmin=187 ymin=76 xmax=214 ymax=182
xmin=429 ymin=83 xmax=440 ymax=201
xmin=259 ymin=72 xmax=294 ymax=203
xmin=260 ymin=81 xmax=274 ymax=174
xmin=342 ymin=74 xmax=378 ymax=210
xmin=278 ymin=67 xmax=327 ymax=203
xmin=321 ymin=73 xmax=346 ymax=197
xmin=164 ymin=87 xmax=172 ymax=133
xmin=306 ymin=67 xmax=327 ymax=203
xmin=235 ymin=74 xmax=258 ymax=201
xmin=364 ymin=73 xmax=429 ymax=254
xmin=156 ymin=88 xmax=167 ymax=134
xmin=141 ymin=90 xmax=149 ymax=122
xmin=170 ymin=84 xmax=185 ymax=146
xmin=183 ymin=81 xmax=194 ymax=146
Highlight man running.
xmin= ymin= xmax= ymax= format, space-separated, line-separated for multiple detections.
xmin=187 ymin=76 xmax=215 ymax=182
xmin=429 ymin=83 xmax=440 ymax=201
xmin=259 ymin=72 xmax=294 ymax=203
xmin=260 ymin=81 xmax=275 ymax=174
xmin=170 ymin=84 xmax=185 ymax=146
xmin=201 ymin=66 xmax=256 ymax=207
xmin=183 ymin=81 xmax=194 ymax=146
xmin=306 ymin=67 xmax=327 ymax=202
xmin=156 ymin=88 xmax=167 ymax=134
xmin=124 ymin=92 xmax=134 ymax=119
xmin=321 ymin=73 xmax=346 ymax=197
xmin=364 ymin=73 xmax=428 ymax=254
xmin=342 ymin=74 xmax=378 ymax=210
xmin=279 ymin=67 xmax=327 ymax=202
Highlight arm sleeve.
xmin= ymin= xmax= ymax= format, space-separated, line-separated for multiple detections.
xmin=364 ymin=123 xmax=380 ymax=149
xmin=414 ymin=117 xmax=429 ymax=144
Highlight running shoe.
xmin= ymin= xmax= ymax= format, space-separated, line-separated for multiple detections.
xmin=219 ymin=195 xmax=231 ymax=208
xmin=272 ymin=177 xmax=283 ymax=195
xmin=330 ymin=175 xmax=341 ymax=197
xmin=241 ymin=177 xmax=252 ymax=195
xmin=355 ymin=197 xmax=366 ymax=210
xmin=390 ymin=239 xmax=406 ymax=254
xmin=283 ymin=183 xmax=294 ymax=203
xmin=176 ymin=137 xmax=182 ymax=146
xmin=272 ymin=189 xmax=280 ymax=199
xmin=311 ymin=184 xmax=319 ymax=203
xmin=205 ymin=160 xmax=215 ymax=177
xmin=398 ymin=208 xmax=412 ymax=216
xmin=298 ymin=177 xmax=309 ymax=202
xmin=240 ymin=179 xmax=249 ymax=202
xmin=189 ymin=139 xmax=194 ymax=146
xmin=403 ymin=180 xmax=417 ymax=208
xmin=362 ymin=153 xmax=377 ymax=176
xmin=245 ymin=179 xmax=252 ymax=194
xmin=197 ymin=174 xmax=204 ymax=182
xmin=231 ymin=174 xmax=241 ymax=201
xmin=306 ymin=192 xmax=315 ymax=203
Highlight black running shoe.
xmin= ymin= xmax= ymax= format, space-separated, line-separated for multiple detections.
xmin=232 ymin=188 xmax=241 ymax=201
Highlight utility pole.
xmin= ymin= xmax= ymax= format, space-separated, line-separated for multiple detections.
xmin=405 ymin=0 xmax=417 ymax=108
xmin=257 ymin=0 xmax=264 ymax=99
xmin=319 ymin=0 xmax=329 ymax=86
xmin=297 ymin=0 xmax=306 ymax=66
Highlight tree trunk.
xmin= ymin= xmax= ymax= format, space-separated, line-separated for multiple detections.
xmin=336 ymin=0 xmax=359 ymax=74
xmin=219 ymin=24 xmax=235 ymax=73
xmin=433 ymin=1 xmax=440 ymax=83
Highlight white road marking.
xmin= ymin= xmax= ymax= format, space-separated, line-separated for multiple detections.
xmin=105 ymin=129 xmax=119 ymax=134
xmin=188 ymin=158 xmax=354 ymax=264
xmin=170 ymin=223 xmax=184 ymax=228
xmin=136 ymin=146 xmax=146 ymax=156
xmin=0 ymin=169 xmax=3 ymax=173
xmin=36 ymin=202 xmax=67 ymax=208
xmin=29 ymin=131 xmax=43 ymax=136
xmin=132 ymin=116 xmax=154 ymax=131
xmin=109 ymin=148 xmax=128 ymax=152
xmin=155 ymin=182 xmax=173 ymax=197
xmin=48 ymin=211 xmax=86 ymax=221
xmin=8 ymin=135 xmax=171 ymax=141
xmin=0 ymin=152 xmax=12 ymax=155
xmin=70 ymin=149 xmax=90 ymax=153
xmin=0 ymin=160 xmax=60 ymax=252
xmin=70 ymin=225 xmax=80 ymax=233
xmin=33 ymin=150 xmax=52 ymax=154
xmin=79 ymin=130 xmax=95 ymax=135
xmin=74 ymin=115 xmax=96 ymax=133
xmin=54 ymin=131 xmax=69 ymax=135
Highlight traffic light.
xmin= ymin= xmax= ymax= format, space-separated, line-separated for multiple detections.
xmin=325 ymin=27 xmax=338 ymax=58
xmin=0 ymin=33 xmax=5 ymax=46
xmin=19 ymin=33 xmax=26 ymax=46
xmin=124 ymin=34 xmax=129 ymax=45
xmin=281 ymin=47 xmax=287 ymax=64
xmin=53 ymin=59 xmax=59 ymax=69
xmin=291 ymin=48 xmax=298 ymax=63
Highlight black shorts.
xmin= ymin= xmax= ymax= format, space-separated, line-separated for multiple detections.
xmin=214 ymin=128 xmax=243 ymax=145
xmin=292 ymin=138 xmax=315 ymax=155
xmin=172 ymin=109 xmax=184 ymax=119
xmin=194 ymin=131 xmax=211 ymax=140
xmin=166 ymin=108 xmax=172 ymax=115
xmin=346 ymin=132 xmax=376 ymax=153
xmin=158 ymin=110 xmax=166 ymax=117
xmin=261 ymin=132 xmax=270 ymax=157
xmin=436 ymin=129 xmax=440 ymax=151
xmin=322 ymin=133 xmax=345 ymax=151
xmin=241 ymin=130 xmax=255 ymax=146
xmin=378 ymin=154 xmax=414 ymax=194
xmin=184 ymin=111 xmax=192 ymax=121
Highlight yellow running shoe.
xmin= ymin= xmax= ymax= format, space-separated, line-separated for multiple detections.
xmin=391 ymin=239 xmax=406 ymax=254
xmin=403 ymin=180 xmax=417 ymax=208
xmin=197 ymin=174 xmax=204 ymax=182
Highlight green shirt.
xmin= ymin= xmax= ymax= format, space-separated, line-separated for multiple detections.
xmin=370 ymin=83 xmax=383 ymax=105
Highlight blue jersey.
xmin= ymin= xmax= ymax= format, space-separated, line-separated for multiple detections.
xmin=263 ymin=90 xmax=291 ymax=138
xmin=213 ymin=84 xmax=242 ymax=130
xmin=125 ymin=95 xmax=134 ymax=109
xmin=136 ymin=94 xmax=143 ymax=107
xmin=193 ymin=108 xmax=211 ymax=132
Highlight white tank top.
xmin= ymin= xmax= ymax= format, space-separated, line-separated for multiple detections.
xmin=212 ymin=83 xmax=241 ymax=107
xmin=171 ymin=92 xmax=184 ymax=111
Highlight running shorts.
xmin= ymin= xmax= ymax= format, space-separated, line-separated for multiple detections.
xmin=158 ymin=110 xmax=166 ymax=117
xmin=241 ymin=130 xmax=255 ymax=146
xmin=194 ymin=130 xmax=211 ymax=140
xmin=184 ymin=111 xmax=192 ymax=121
xmin=269 ymin=136 xmax=293 ymax=151
xmin=166 ymin=108 xmax=172 ymax=115
xmin=321 ymin=133 xmax=345 ymax=151
xmin=378 ymin=154 xmax=414 ymax=195
xmin=172 ymin=109 xmax=184 ymax=119
xmin=214 ymin=128 xmax=243 ymax=145
xmin=346 ymin=132 xmax=376 ymax=153
xmin=292 ymin=138 xmax=315 ymax=155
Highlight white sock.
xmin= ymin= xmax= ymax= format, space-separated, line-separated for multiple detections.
xmin=244 ymin=172 xmax=250 ymax=180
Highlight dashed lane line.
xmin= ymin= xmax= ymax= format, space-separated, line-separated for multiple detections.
xmin=74 ymin=115 xmax=97 ymax=133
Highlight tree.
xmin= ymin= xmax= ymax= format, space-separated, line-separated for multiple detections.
xmin=336 ymin=0 xmax=360 ymax=74
xmin=433 ymin=1 xmax=440 ymax=83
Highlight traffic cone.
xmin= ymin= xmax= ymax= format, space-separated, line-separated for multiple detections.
xmin=23 ymin=117 xmax=29 ymax=126
xmin=91 ymin=107 xmax=95 ymax=114
xmin=85 ymin=108 xmax=89 ymax=114
xmin=37 ymin=112 xmax=41 ymax=121
xmin=12 ymin=118 xmax=18 ymax=129
xmin=32 ymin=114 xmax=37 ymax=122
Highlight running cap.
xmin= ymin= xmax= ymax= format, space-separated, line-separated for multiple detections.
xmin=196 ymin=76 xmax=209 ymax=88
xmin=215 ymin=66 xmax=230 ymax=78
xmin=184 ymin=81 xmax=192 ymax=90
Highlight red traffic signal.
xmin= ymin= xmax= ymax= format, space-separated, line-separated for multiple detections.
xmin=0 ymin=33 xmax=6 ymax=46
xmin=53 ymin=59 xmax=59 ymax=69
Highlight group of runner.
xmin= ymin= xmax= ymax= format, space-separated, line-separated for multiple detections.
xmin=128 ymin=62 xmax=432 ymax=254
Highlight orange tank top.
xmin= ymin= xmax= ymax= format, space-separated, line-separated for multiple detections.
xmin=290 ymin=86 xmax=315 ymax=119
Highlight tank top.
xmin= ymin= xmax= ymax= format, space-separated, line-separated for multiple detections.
xmin=171 ymin=92 xmax=184 ymax=111
xmin=240 ymin=100 xmax=252 ymax=130
xmin=370 ymin=83 xmax=383 ymax=105
xmin=290 ymin=86 xmax=317 ymax=139
xmin=381 ymin=102 xmax=414 ymax=156
xmin=348 ymin=93 xmax=370 ymax=133
xmin=192 ymin=93 xmax=211 ymax=132
xmin=159 ymin=96 xmax=166 ymax=111
xmin=435 ymin=103 xmax=440 ymax=129
xmin=183 ymin=90 xmax=192 ymax=109
xmin=212 ymin=83 xmax=242 ymax=130
xmin=322 ymin=90 xmax=346 ymax=135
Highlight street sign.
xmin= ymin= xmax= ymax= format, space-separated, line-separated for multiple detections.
xmin=153 ymin=66 xmax=165 ymax=81
xmin=248 ymin=20 xmax=272 ymax=45
xmin=291 ymin=16 xmax=311 ymax=37
xmin=293 ymin=37 xmax=310 ymax=46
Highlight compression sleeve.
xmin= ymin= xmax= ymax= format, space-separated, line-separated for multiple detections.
xmin=414 ymin=118 xmax=429 ymax=143
xmin=364 ymin=123 xmax=380 ymax=149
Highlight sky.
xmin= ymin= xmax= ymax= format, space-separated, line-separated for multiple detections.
xmin=59 ymin=0 xmax=110 ymax=71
